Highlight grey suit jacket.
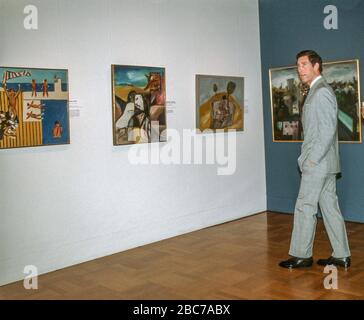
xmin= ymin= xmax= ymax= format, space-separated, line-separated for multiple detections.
xmin=297 ymin=76 xmax=340 ymax=174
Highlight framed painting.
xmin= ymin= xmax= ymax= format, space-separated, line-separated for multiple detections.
xmin=112 ymin=64 xmax=166 ymax=145
xmin=0 ymin=67 xmax=70 ymax=149
xmin=196 ymin=74 xmax=244 ymax=132
xmin=269 ymin=59 xmax=361 ymax=143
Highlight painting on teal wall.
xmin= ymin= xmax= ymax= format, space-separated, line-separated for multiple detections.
xmin=269 ymin=59 xmax=361 ymax=143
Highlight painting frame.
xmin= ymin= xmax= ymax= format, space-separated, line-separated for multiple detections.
xmin=111 ymin=64 xmax=167 ymax=146
xmin=269 ymin=59 xmax=361 ymax=143
xmin=0 ymin=66 xmax=70 ymax=150
xmin=195 ymin=74 xmax=244 ymax=133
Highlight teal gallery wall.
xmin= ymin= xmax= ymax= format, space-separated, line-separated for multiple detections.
xmin=259 ymin=0 xmax=364 ymax=222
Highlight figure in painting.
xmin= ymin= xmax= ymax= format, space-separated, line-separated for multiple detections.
xmin=41 ymin=79 xmax=48 ymax=97
xmin=212 ymin=95 xmax=230 ymax=129
xmin=115 ymin=93 xmax=150 ymax=143
xmin=4 ymin=83 xmax=21 ymax=119
xmin=27 ymin=101 xmax=45 ymax=110
xmin=210 ymin=81 xmax=236 ymax=130
xmin=0 ymin=111 xmax=18 ymax=140
xmin=31 ymin=79 xmax=37 ymax=97
xmin=26 ymin=111 xmax=42 ymax=120
xmin=144 ymin=72 xmax=165 ymax=123
xmin=52 ymin=121 xmax=62 ymax=138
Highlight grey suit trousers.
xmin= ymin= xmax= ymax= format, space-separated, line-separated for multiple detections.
xmin=289 ymin=163 xmax=351 ymax=259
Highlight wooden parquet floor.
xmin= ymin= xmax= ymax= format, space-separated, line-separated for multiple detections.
xmin=0 ymin=211 xmax=363 ymax=300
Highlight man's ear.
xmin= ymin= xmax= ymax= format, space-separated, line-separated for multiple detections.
xmin=313 ymin=62 xmax=320 ymax=73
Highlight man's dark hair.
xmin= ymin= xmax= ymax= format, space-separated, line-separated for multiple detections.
xmin=296 ymin=50 xmax=323 ymax=73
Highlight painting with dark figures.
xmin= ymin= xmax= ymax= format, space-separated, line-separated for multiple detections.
xmin=269 ymin=59 xmax=361 ymax=143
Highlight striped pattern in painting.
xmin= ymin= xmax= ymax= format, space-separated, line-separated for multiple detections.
xmin=0 ymin=91 xmax=42 ymax=149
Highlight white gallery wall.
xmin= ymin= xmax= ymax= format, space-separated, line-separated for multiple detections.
xmin=0 ymin=0 xmax=266 ymax=286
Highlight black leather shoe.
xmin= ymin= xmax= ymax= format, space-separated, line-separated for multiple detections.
xmin=279 ymin=257 xmax=313 ymax=268
xmin=317 ymin=256 xmax=351 ymax=268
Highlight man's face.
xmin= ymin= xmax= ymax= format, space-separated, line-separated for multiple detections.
xmin=297 ymin=56 xmax=320 ymax=85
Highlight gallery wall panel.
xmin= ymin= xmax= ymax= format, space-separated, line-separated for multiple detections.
xmin=0 ymin=0 xmax=265 ymax=286
xmin=260 ymin=0 xmax=364 ymax=222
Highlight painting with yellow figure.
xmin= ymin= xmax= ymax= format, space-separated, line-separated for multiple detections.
xmin=196 ymin=74 xmax=244 ymax=132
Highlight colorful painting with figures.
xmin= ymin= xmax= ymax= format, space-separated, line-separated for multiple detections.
xmin=112 ymin=65 xmax=166 ymax=145
xmin=0 ymin=67 xmax=70 ymax=149
xmin=269 ymin=59 xmax=361 ymax=143
xmin=196 ymin=74 xmax=244 ymax=133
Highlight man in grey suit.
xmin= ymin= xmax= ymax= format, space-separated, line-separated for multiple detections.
xmin=279 ymin=50 xmax=351 ymax=269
